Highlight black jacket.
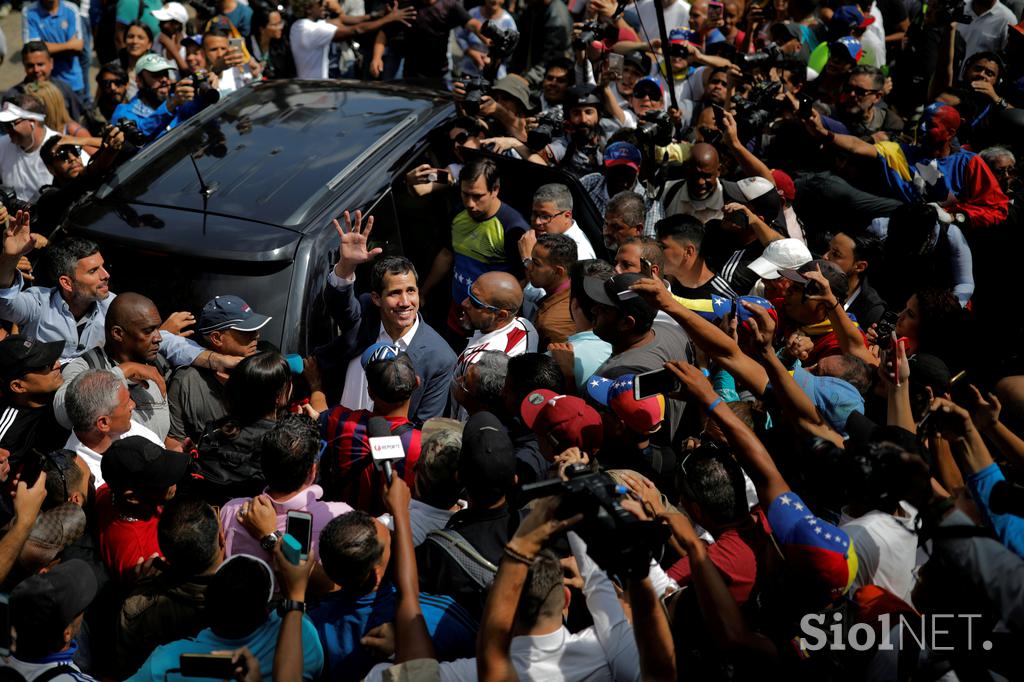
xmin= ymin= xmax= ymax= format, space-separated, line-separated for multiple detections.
xmin=847 ymin=280 xmax=887 ymax=330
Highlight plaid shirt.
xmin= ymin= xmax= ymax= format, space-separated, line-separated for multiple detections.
xmin=580 ymin=172 xmax=663 ymax=238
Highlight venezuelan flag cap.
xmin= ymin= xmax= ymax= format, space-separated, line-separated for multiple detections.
xmin=586 ymin=374 xmax=666 ymax=434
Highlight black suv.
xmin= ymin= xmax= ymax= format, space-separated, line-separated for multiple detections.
xmin=65 ymin=80 xmax=606 ymax=353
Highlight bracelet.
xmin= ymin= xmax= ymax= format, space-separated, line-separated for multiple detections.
xmin=706 ymin=397 xmax=723 ymax=414
xmin=503 ymin=543 xmax=536 ymax=566
xmin=830 ymin=300 xmax=841 ymax=311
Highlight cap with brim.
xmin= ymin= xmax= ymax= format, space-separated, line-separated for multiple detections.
xmin=101 ymin=435 xmax=189 ymax=491
xmin=586 ymin=374 xmax=665 ymax=434
xmin=10 ymin=559 xmax=98 ymax=635
xmin=361 ymin=341 xmax=403 ymax=369
xmin=908 ymin=354 xmax=951 ymax=395
xmin=747 ymin=238 xmax=813 ymax=280
xmin=0 ymin=336 xmax=65 ymax=381
xmin=151 ymin=1 xmax=188 ymax=24
xmin=632 ymin=76 xmax=664 ymax=100
xmin=582 ymin=273 xmax=658 ymax=328
xmin=0 ymin=102 xmax=47 ymax=124
xmin=669 ymin=27 xmax=700 ymax=47
xmin=623 ymin=50 xmax=651 ymax=74
xmin=197 ymin=294 xmax=272 ymax=334
xmin=22 ymin=503 xmax=88 ymax=571
xmin=778 ymin=259 xmax=849 ymax=300
xmin=722 ymin=177 xmax=787 ymax=232
xmin=491 ymin=75 xmax=532 ymax=113
xmin=831 ymin=5 xmax=875 ymax=31
xmin=134 ymin=53 xmax=176 ymax=75
xmin=831 ymin=36 xmax=863 ymax=63
xmin=459 ymin=411 xmax=516 ymax=491
xmin=520 ymin=390 xmax=603 ymax=453
xmin=770 ymin=22 xmax=803 ymax=44
xmin=566 ymin=84 xmax=602 ymax=109
xmin=603 ymin=141 xmax=642 ymax=170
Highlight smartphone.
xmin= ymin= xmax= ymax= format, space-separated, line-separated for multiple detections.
xmin=725 ymin=208 xmax=749 ymax=230
xmin=180 ymin=653 xmax=242 ymax=678
xmin=797 ymin=93 xmax=815 ymax=119
xmin=0 ymin=593 xmax=10 ymax=657
xmin=228 ymin=37 xmax=243 ymax=51
xmin=634 ymin=367 xmax=682 ymax=400
xmin=712 ymin=103 xmax=726 ymax=128
xmin=875 ymin=310 xmax=899 ymax=349
xmin=19 ymin=451 xmax=43 ymax=489
xmin=607 ymin=53 xmax=624 ymax=81
xmin=286 ymin=510 xmax=313 ymax=559
xmin=708 ymin=1 xmax=724 ymax=23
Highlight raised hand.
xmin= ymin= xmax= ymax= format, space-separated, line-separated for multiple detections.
xmin=966 ymin=384 xmax=1001 ymax=430
xmin=333 ymin=209 xmax=383 ymax=279
xmin=739 ymin=300 xmax=776 ymax=358
xmin=629 ymin=276 xmax=678 ymax=312
xmin=3 ymin=210 xmax=34 ymax=261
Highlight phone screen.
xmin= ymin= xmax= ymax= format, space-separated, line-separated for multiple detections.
xmin=708 ymin=1 xmax=724 ymax=22
xmin=20 ymin=452 xmax=43 ymax=489
xmin=286 ymin=512 xmax=313 ymax=556
xmin=228 ymin=37 xmax=243 ymax=50
xmin=180 ymin=653 xmax=238 ymax=678
xmin=608 ymin=53 xmax=624 ymax=80
xmin=634 ymin=367 xmax=682 ymax=400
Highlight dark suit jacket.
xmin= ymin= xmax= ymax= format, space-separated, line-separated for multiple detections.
xmin=848 ymin=281 xmax=887 ymax=330
xmin=315 ymin=280 xmax=456 ymax=425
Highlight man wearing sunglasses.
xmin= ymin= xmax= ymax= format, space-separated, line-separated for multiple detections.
xmin=0 ymin=335 xmax=71 ymax=468
xmin=92 ymin=63 xmax=130 ymax=129
xmin=833 ymin=66 xmax=904 ymax=141
xmin=454 ymin=271 xmax=537 ymax=379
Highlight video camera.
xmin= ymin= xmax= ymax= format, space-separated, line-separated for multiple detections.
xmin=731 ymin=79 xmax=783 ymax=138
xmin=635 ymin=109 xmax=674 ymax=147
xmin=461 ymin=76 xmax=490 ymax=117
xmin=0 ymin=186 xmax=32 ymax=215
xmin=481 ymin=21 xmax=519 ymax=62
xmin=527 ymin=107 xmax=564 ymax=152
xmin=934 ymin=0 xmax=972 ymax=24
xmin=519 ymin=464 xmax=669 ymax=582
xmin=731 ymin=42 xmax=785 ymax=68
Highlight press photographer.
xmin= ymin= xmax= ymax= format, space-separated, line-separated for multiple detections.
xmin=111 ymin=54 xmax=221 ymax=145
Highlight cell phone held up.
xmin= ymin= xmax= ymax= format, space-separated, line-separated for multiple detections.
xmin=875 ymin=310 xmax=899 ymax=349
xmin=286 ymin=510 xmax=313 ymax=560
xmin=708 ymin=1 xmax=724 ymax=23
xmin=634 ymin=367 xmax=682 ymax=400
xmin=607 ymin=53 xmax=624 ymax=81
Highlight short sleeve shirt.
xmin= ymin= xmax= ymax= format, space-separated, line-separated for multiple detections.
xmin=290 ymin=18 xmax=338 ymax=79
xmin=23 ymin=1 xmax=84 ymax=91
xmin=115 ymin=0 xmax=162 ymax=36
xmin=448 ymin=202 xmax=528 ymax=303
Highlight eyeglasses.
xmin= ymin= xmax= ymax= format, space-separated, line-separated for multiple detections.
xmin=544 ymin=73 xmax=570 ymax=84
xmin=467 ymin=284 xmax=503 ymax=313
xmin=99 ymin=78 xmax=127 ymax=88
xmin=992 ymin=165 xmax=1015 ymax=177
xmin=843 ymin=84 xmax=879 ymax=98
xmin=451 ymin=131 xmax=469 ymax=145
xmin=53 ymin=145 xmax=81 ymax=162
xmin=532 ymin=210 xmax=567 ymax=224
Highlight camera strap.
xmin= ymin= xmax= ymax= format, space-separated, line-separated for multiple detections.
xmin=425 ymin=529 xmax=499 ymax=590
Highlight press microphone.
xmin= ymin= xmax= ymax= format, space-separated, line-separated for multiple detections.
xmin=367 ymin=416 xmax=404 ymax=485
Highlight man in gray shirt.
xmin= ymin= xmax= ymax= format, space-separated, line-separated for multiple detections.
xmin=584 ymin=272 xmax=695 ymax=444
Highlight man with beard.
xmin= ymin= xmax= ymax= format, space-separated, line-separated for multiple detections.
xmin=111 ymin=54 xmax=218 ymax=144
xmin=542 ymin=85 xmax=609 ymax=178
xmin=422 ymin=157 xmax=529 ymax=334
xmin=832 ymin=66 xmax=904 ymax=141
xmin=34 ymin=125 xmax=126 ymax=233
xmin=168 ymin=294 xmax=273 ymax=443
xmin=807 ymin=102 xmax=1009 ymax=229
xmin=317 ymin=210 xmax=456 ymax=423
xmin=662 ymin=142 xmax=725 ymax=224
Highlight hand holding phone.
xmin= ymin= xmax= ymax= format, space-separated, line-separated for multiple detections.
xmin=285 ymin=510 xmax=313 ymax=560
xmin=634 ymin=367 xmax=682 ymax=400
xmin=708 ymin=0 xmax=724 ymax=23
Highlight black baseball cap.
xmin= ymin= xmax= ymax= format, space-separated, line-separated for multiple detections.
xmin=779 ymin=259 xmax=850 ymax=302
xmin=582 ymin=273 xmax=657 ymax=331
xmin=197 ymin=295 xmax=272 ymax=334
xmin=908 ymin=354 xmax=951 ymax=396
xmin=101 ymin=436 xmax=189 ymax=491
xmin=565 ymin=84 xmax=602 ymax=110
xmin=623 ymin=50 xmax=652 ymax=75
xmin=10 ymin=558 xmax=98 ymax=638
xmin=0 ymin=335 xmax=64 ymax=382
xmin=458 ymin=411 xmax=516 ymax=500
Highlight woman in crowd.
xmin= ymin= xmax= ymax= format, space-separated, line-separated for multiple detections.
xmin=119 ymin=21 xmax=155 ymax=99
xmin=25 ymin=81 xmax=98 ymax=155
xmin=248 ymin=4 xmax=296 ymax=80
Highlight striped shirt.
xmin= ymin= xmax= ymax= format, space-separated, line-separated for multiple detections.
xmin=319 ymin=408 xmax=421 ymax=514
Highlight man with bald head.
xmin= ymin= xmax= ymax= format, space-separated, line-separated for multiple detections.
xmin=453 ymin=271 xmax=538 ymax=380
xmin=54 ymin=292 xmax=176 ymax=445
xmin=662 ymin=142 xmax=724 ymax=224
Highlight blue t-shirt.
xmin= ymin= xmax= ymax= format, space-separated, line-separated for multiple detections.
xmin=968 ymin=462 xmax=1024 ymax=559
xmin=309 ymin=581 xmax=477 ymax=681
xmin=224 ymin=3 xmax=253 ymax=37
xmin=23 ymin=1 xmax=84 ymax=92
xmin=127 ymin=612 xmax=324 ymax=680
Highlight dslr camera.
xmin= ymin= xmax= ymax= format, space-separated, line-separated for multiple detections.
xmin=481 ymin=21 xmax=519 ymax=62
xmin=117 ymin=119 xmax=148 ymax=147
xmin=461 ymin=76 xmax=490 ymax=117
xmin=520 ymin=464 xmax=669 ymax=582
xmin=0 ymin=186 xmax=31 ymax=215
xmin=731 ymin=79 xmax=783 ymax=137
xmin=527 ymin=108 xmax=563 ymax=152
xmin=635 ymin=109 xmax=674 ymax=147
xmin=189 ymin=69 xmax=220 ymax=105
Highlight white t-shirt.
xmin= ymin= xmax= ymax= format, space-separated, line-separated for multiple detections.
xmin=840 ymin=503 xmax=920 ymax=604
xmin=290 ymin=18 xmax=338 ymax=79
xmin=630 ymin=0 xmax=691 ymax=43
xmin=0 ymin=127 xmax=58 ymax=204
xmin=65 ymin=420 xmax=164 ymax=488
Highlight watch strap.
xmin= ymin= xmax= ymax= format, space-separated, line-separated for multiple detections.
xmin=278 ymin=599 xmax=306 ymax=615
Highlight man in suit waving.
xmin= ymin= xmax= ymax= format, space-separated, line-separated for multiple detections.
xmin=316 ymin=210 xmax=456 ymax=424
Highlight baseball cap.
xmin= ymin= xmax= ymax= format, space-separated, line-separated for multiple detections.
xmin=22 ymin=503 xmax=88 ymax=572
xmin=908 ymin=353 xmax=951 ymax=396
xmin=830 ymin=36 xmax=863 ymax=63
xmin=772 ymin=169 xmax=797 ymax=202
xmin=458 ymin=411 xmax=517 ymax=497
xmin=151 ymin=1 xmax=188 ymax=24
xmin=770 ymin=21 xmax=803 ymax=44
xmin=706 ymin=294 xmax=779 ymax=325
xmin=603 ymin=141 xmax=642 ymax=170
xmin=748 ymin=238 xmax=813 ymax=280
xmin=566 ymin=84 xmax=602 ymax=110
xmin=0 ymin=335 xmax=64 ymax=382
xmin=587 ymin=374 xmax=665 ymax=434
xmin=669 ymin=27 xmax=700 ymax=48
xmin=632 ymin=76 xmax=664 ymax=101
xmin=520 ymin=390 xmax=604 ymax=454
xmin=623 ymin=50 xmax=652 ymax=75
xmin=360 ymin=341 xmax=403 ymax=369
xmin=779 ymin=259 xmax=850 ymax=302
xmin=722 ymin=177 xmax=787 ymax=231
xmin=11 ymin=559 xmax=98 ymax=639
xmin=491 ymin=75 xmax=532 ymax=113
xmin=582 ymin=273 xmax=658 ymax=331
xmin=0 ymin=101 xmax=47 ymax=124
xmin=134 ymin=53 xmax=176 ymax=75
xmin=197 ymin=295 xmax=272 ymax=334
xmin=101 ymin=436 xmax=189 ymax=491
xmin=830 ymin=5 xmax=875 ymax=32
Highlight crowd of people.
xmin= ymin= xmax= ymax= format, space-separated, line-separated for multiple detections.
xmin=0 ymin=0 xmax=1022 ymax=678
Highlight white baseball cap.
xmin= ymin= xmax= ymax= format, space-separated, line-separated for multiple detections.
xmin=151 ymin=1 xmax=189 ymax=25
xmin=748 ymin=238 xmax=813 ymax=280
xmin=0 ymin=102 xmax=46 ymax=124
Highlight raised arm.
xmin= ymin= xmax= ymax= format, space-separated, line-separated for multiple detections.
xmin=805 ymin=109 xmax=878 ymax=158
xmin=967 ymin=386 xmax=1024 ymax=471
xmin=721 ymin=111 xmax=774 ymax=183
xmin=0 ymin=475 xmax=47 ymax=585
xmin=385 ymin=476 xmax=436 ymax=663
xmin=271 ymin=536 xmax=314 ymax=681
xmin=665 ymin=360 xmax=790 ymax=505
xmin=801 ymin=267 xmax=876 ymax=367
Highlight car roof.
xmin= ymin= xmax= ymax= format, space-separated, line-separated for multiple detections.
xmin=92 ymin=80 xmax=451 ymax=230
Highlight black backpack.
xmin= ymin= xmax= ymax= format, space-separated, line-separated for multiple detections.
xmin=183 ymin=417 xmax=273 ymax=506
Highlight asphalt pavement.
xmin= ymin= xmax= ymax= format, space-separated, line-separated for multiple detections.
xmin=0 ymin=8 xmax=100 ymax=93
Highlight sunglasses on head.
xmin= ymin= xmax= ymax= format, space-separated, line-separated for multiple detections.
xmin=467 ymin=285 xmax=503 ymax=313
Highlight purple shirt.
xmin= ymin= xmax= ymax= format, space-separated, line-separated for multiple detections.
xmin=220 ymin=484 xmax=353 ymax=564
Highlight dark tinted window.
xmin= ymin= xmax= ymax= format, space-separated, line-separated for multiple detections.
xmin=99 ymin=83 xmax=435 ymax=227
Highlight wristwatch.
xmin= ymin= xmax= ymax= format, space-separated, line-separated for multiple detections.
xmin=278 ymin=599 xmax=306 ymax=615
xmin=522 ymin=257 xmax=533 ymax=267
xmin=260 ymin=530 xmax=282 ymax=551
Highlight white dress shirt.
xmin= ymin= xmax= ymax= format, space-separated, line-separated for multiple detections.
xmin=66 ymin=420 xmax=163 ymax=488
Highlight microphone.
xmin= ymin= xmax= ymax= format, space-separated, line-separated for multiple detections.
xmin=367 ymin=416 xmax=404 ymax=485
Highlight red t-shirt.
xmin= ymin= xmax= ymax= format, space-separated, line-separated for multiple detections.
xmin=95 ymin=484 xmax=162 ymax=582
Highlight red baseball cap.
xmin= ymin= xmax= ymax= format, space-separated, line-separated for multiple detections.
xmin=520 ymin=390 xmax=604 ymax=455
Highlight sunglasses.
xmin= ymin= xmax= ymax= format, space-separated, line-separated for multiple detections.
xmin=100 ymin=78 xmax=128 ymax=88
xmin=53 ymin=145 xmax=81 ymax=162
xmin=467 ymin=285 xmax=503 ymax=313
xmin=451 ymin=131 xmax=469 ymax=145
xmin=843 ymin=84 xmax=879 ymax=98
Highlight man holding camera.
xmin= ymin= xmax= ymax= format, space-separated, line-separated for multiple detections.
xmin=111 ymin=54 xmax=219 ymax=144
